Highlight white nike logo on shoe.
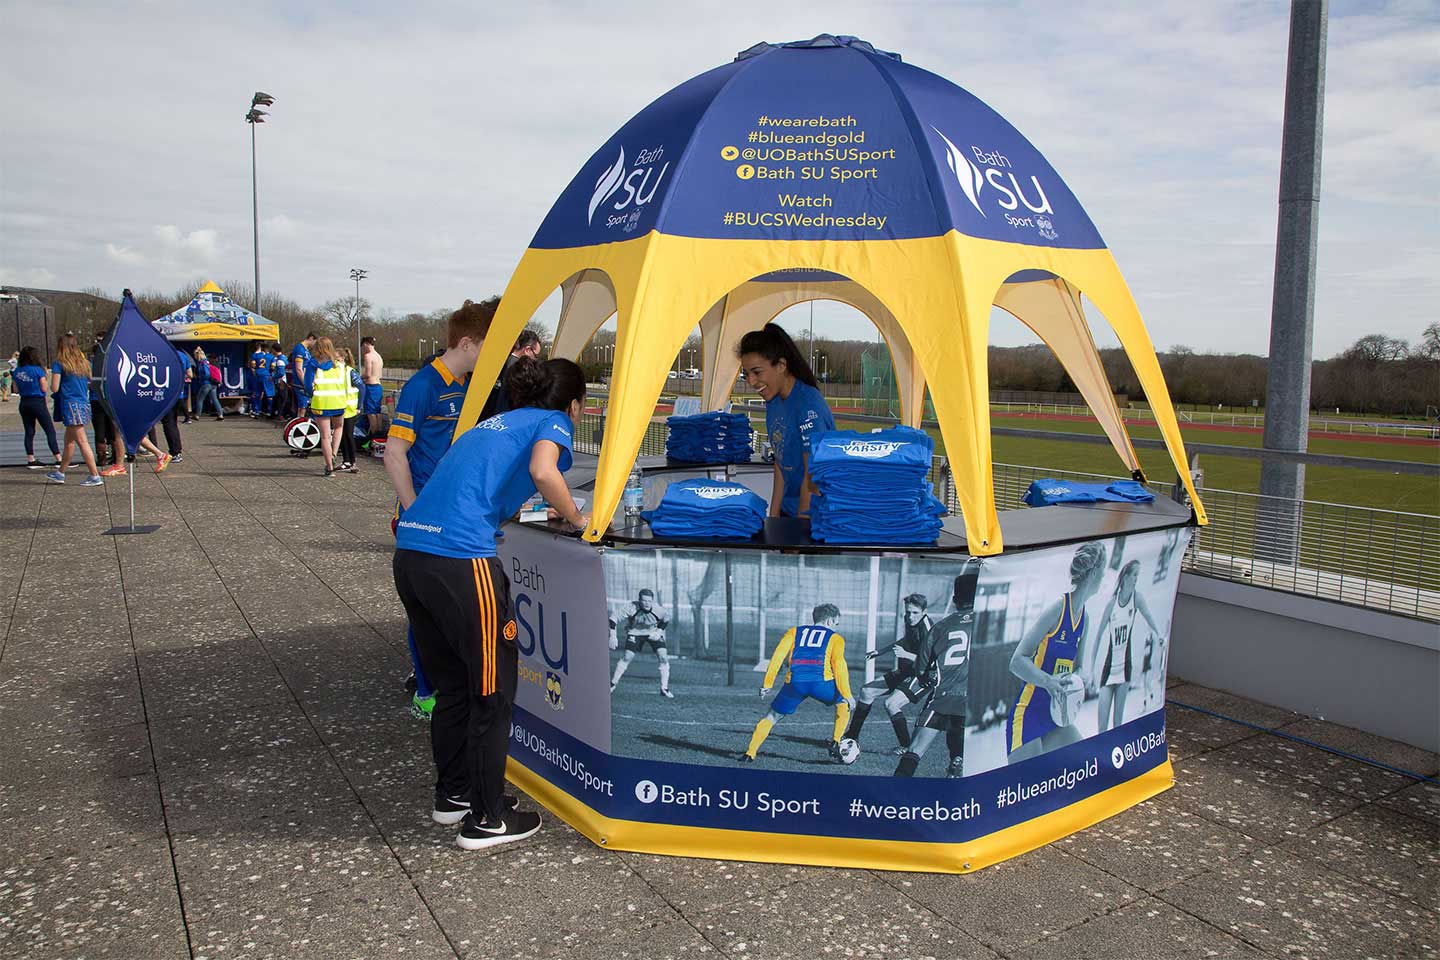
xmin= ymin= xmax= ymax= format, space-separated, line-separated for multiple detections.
xmin=474 ymin=820 xmax=507 ymax=835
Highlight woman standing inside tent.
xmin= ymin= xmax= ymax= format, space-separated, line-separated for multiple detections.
xmin=737 ymin=323 xmax=835 ymax=518
xmin=303 ymin=336 xmax=347 ymax=478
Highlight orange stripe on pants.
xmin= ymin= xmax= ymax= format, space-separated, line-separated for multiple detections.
xmin=479 ymin=560 xmax=497 ymax=694
xmin=471 ymin=559 xmax=494 ymax=695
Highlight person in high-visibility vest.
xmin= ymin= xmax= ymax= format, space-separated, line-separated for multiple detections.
xmin=304 ymin=336 xmax=348 ymax=478
xmin=339 ymin=347 xmax=362 ymax=473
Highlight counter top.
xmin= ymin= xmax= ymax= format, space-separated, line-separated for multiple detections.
xmin=528 ymin=454 xmax=1195 ymax=555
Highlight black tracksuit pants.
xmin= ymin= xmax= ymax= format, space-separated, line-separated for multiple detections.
xmin=393 ymin=549 xmax=516 ymax=824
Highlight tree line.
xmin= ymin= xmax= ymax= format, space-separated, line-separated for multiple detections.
xmin=39 ymin=281 xmax=1440 ymax=418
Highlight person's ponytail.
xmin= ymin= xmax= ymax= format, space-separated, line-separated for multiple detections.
xmin=506 ymin=357 xmax=586 ymax=412
xmin=735 ymin=322 xmax=819 ymax=388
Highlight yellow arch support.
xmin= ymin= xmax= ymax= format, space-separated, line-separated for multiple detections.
xmin=453 ymin=231 xmax=1205 ymax=556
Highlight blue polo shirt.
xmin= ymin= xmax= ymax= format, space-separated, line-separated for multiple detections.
xmin=176 ymin=347 xmax=194 ymax=382
xmin=395 ymin=407 xmax=575 ymax=559
xmin=289 ymin=343 xmax=312 ymax=392
xmin=764 ymin=380 xmax=835 ymax=517
xmin=388 ymin=357 xmax=469 ymax=494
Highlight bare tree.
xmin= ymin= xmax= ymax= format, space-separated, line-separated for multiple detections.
xmin=1418 ymin=322 xmax=1440 ymax=362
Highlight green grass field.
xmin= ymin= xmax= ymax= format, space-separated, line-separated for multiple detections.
xmin=830 ymin=413 xmax=1440 ymax=515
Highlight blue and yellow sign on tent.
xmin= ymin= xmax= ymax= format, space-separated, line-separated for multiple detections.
xmin=455 ymin=35 xmax=1206 ymax=553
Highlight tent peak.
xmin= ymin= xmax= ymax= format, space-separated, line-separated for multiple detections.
xmin=197 ymin=280 xmax=224 ymax=294
xmin=735 ymin=35 xmax=901 ymax=63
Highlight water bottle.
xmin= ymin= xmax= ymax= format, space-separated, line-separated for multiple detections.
xmin=624 ymin=466 xmax=645 ymax=520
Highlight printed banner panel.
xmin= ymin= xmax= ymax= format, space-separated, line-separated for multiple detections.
xmin=508 ymin=526 xmax=1190 ymax=868
xmin=496 ymin=523 xmax=612 ymax=753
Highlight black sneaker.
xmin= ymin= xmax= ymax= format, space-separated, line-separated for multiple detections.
xmin=827 ymin=740 xmax=843 ymax=761
xmin=432 ymin=793 xmax=471 ymax=825
xmin=456 ymin=808 xmax=541 ymax=851
xmin=737 ymin=753 xmax=755 ymax=763
xmin=172 ymin=454 xmax=184 ymax=463
xmin=433 ymin=791 xmax=520 ymax=825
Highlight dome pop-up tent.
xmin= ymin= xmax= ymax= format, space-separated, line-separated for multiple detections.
xmin=455 ymin=35 xmax=1206 ymax=553
xmin=153 ymin=280 xmax=278 ymax=341
xmin=154 ymin=281 xmax=278 ymax=400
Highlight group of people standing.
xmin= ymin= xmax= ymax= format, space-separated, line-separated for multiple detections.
xmin=268 ymin=332 xmax=386 ymax=478
xmin=13 ymin=333 xmax=177 ymax=484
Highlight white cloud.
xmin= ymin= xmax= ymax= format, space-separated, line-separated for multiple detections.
xmin=264 ymin=214 xmax=299 ymax=238
xmin=0 ymin=266 xmax=58 ymax=287
xmin=104 ymin=244 xmax=144 ymax=266
xmin=152 ymin=225 xmax=220 ymax=264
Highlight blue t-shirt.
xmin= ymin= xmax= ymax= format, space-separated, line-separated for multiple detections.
xmin=176 ymin=348 xmax=194 ymax=381
xmin=251 ymin=350 xmax=270 ymax=379
xmin=764 ymin=380 xmax=835 ymax=517
xmin=269 ymin=354 xmax=286 ymax=380
xmin=395 ymin=407 xmax=575 ymax=559
xmin=13 ymin=364 xmax=46 ymax=398
xmin=289 ymin=343 xmax=312 ymax=391
xmin=51 ymin=362 xmax=89 ymax=405
xmin=388 ymin=357 xmax=470 ymax=494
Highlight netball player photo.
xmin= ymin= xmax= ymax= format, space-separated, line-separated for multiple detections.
xmin=1090 ymin=559 xmax=1168 ymax=732
xmin=1005 ymin=541 xmax=1107 ymax=764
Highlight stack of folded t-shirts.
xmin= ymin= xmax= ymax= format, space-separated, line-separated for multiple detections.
xmin=641 ymin=478 xmax=767 ymax=539
xmin=807 ymin=427 xmax=946 ymax=544
xmin=665 ymin=411 xmax=754 ymax=464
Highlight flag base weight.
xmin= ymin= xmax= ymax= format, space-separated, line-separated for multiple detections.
xmin=104 ymin=524 xmax=161 ymax=536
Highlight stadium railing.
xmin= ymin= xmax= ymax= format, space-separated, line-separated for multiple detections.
xmin=991 ymin=400 xmax=1439 ymax=440
xmin=570 ymin=406 xmax=1438 ymax=623
xmin=982 ymin=462 xmax=1439 ymax=623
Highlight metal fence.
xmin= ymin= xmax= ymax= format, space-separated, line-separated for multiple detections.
xmin=982 ymin=462 xmax=1440 ymax=623
xmin=992 ymin=400 xmax=1439 ymax=440
xmin=572 ymin=408 xmax=1439 ymax=622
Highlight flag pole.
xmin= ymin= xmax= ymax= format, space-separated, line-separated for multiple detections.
xmin=128 ymin=459 xmax=136 ymax=532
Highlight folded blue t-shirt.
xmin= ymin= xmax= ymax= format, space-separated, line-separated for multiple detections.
xmin=1022 ymin=478 xmax=1155 ymax=507
xmin=641 ymin=478 xmax=766 ymax=539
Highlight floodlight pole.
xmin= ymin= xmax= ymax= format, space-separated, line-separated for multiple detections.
xmin=246 ymin=92 xmax=275 ymax=317
xmin=1258 ymin=0 xmax=1327 ymax=563
xmin=351 ymin=268 xmax=367 ymax=362
xmin=251 ymin=123 xmax=260 ymax=313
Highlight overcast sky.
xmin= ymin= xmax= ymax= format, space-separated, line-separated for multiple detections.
xmin=2 ymin=0 xmax=1435 ymax=357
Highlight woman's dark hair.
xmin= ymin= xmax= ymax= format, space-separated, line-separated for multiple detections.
xmin=17 ymin=346 xmax=40 ymax=367
xmin=507 ymin=357 xmax=586 ymax=411
xmin=735 ymin=322 xmax=819 ymax=388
